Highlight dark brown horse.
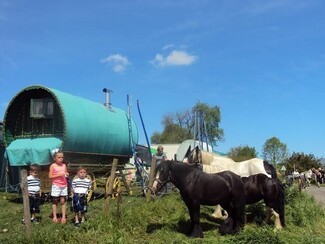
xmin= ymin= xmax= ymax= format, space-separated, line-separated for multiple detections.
xmin=152 ymin=160 xmax=246 ymax=238
xmin=185 ymin=146 xmax=285 ymax=229
xmin=242 ymin=174 xmax=285 ymax=228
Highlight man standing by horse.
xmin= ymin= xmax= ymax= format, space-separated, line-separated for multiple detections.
xmin=153 ymin=145 xmax=167 ymax=167
xmin=312 ymin=168 xmax=323 ymax=187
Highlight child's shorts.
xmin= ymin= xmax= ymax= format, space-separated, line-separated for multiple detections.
xmin=51 ymin=185 xmax=68 ymax=197
xmin=72 ymin=193 xmax=88 ymax=213
xmin=29 ymin=194 xmax=41 ymax=214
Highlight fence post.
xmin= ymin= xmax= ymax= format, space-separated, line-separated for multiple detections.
xmin=21 ymin=168 xmax=31 ymax=239
xmin=105 ymin=158 xmax=119 ymax=213
xmin=146 ymin=156 xmax=156 ymax=202
xmin=119 ymin=169 xmax=131 ymax=194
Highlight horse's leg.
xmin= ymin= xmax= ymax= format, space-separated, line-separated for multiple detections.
xmin=219 ymin=216 xmax=234 ymax=235
xmin=186 ymin=201 xmax=203 ymax=238
xmin=270 ymin=208 xmax=283 ymax=230
xmin=212 ymin=205 xmax=228 ymax=220
xmin=317 ymin=175 xmax=321 ymax=187
xmin=233 ymin=197 xmax=246 ymax=232
xmin=219 ymin=203 xmax=236 ymax=235
xmin=265 ymin=180 xmax=285 ymax=228
xmin=306 ymin=178 xmax=310 ymax=188
xmin=226 ymin=190 xmax=246 ymax=233
xmin=263 ymin=207 xmax=272 ymax=225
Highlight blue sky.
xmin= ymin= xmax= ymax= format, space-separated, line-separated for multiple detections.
xmin=1 ymin=0 xmax=325 ymax=158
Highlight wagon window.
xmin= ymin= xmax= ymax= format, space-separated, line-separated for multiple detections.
xmin=30 ymin=99 xmax=54 ymax=118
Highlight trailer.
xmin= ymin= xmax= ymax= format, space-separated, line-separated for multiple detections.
xmin=2 ymin=85 xmax=138 ymax=199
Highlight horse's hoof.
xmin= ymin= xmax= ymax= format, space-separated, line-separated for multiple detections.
xmin=189 ymin=233 xmax=204 ymax=238
xmin=211 ymin=213 xmax=221 ymax=219
xmin=212 ymin=213 xmax=228 ymax=220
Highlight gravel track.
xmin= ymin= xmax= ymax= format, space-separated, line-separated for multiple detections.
xmin=304 ymin=185 xmax=325 ymax=207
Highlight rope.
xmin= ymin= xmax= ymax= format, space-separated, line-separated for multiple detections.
xmin=0 ymin=183 xmax=22 ymax=192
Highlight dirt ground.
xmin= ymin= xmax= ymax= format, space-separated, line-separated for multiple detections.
xmin=304 ymin=185 xmax=325 ymax=207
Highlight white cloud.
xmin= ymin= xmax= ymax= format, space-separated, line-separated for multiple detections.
xmin=100 ymin=54 xmax=131 ymax=73
xmin=151 ymin=50 xmax=197 ymax=67
xmin=162 ymin=44 xmax=174 ymax=50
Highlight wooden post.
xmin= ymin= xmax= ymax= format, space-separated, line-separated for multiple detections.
xmin=21 ymin=168 xmax=31 ymax=239
xmin=146 ymin=156 xmax=157 ymax=202
xmin=116 ymin=181 xmax=123 ymax=218
xmin=119 ymin=169 xmax=132 ymax=195
xmin=5 ymin=161 xmax=9 ymax=193
xmin=105 ymin=158 xmax=119 ymax=213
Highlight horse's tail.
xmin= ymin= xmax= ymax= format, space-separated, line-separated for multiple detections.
xmin=276 ymin=178 xmax=286 ymax=227
xmin=264 ymin=160 xmax=277 ymax=179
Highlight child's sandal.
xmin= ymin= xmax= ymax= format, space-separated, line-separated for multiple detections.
xmin=52 ymin=218 xmax=59 ymax=223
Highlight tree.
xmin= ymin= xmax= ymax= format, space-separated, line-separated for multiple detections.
xmin=283 ymin=152 xmax=322 ymax=174
xmin=227 ymin=145 xmax=258 ymax=162
xmin=151 ymin=112 xmax=192 ymax=144
xmin=262 ymin=137 xmax=288 ymax=167
xmin=191 ymin=102 xmax=224 ymax=147
xmin=150 ymin=102 xmax=224 ymax=146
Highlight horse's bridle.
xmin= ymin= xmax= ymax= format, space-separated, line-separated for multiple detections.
xmin=153 ymin=170 xmax=171 ymax=189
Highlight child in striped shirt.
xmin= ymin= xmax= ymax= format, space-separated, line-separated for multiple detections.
xmin=23 ymin=164 xmax=41 ymax=224
xmin=71 ymin=166 xmax=92 ymax=225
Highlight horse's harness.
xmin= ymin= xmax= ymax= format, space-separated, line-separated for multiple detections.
xmin=153 ymin=169 xmax=172 ymax=188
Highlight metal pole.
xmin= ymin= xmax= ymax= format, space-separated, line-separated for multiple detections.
xmin=203 ymin=115 xmax=210 ymax=152
xmin=197 ymin=114 xmax=202 ymax=150
xmin=137 ymin=100 xmax=152 ymax=159
xmin=193 ymin=111 xmax=197 ymax=149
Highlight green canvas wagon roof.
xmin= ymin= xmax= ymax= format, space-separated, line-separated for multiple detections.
xmin=3 ymin=85 xmax=138 ymax=166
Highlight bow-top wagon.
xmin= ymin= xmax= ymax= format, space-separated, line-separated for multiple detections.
xmin=2 ymin=85 xmax=138 ymax=200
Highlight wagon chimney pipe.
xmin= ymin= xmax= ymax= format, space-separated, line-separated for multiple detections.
xmin=103 ymin=88 xmax=113 ymax=108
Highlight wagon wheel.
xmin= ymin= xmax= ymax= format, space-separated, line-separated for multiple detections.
xmin=106 ymin=176 xmax=121 ymax=199
xmin=141 ymin=172 xmax=150 ymax=196
xmin=87 ymin=173 xmax=97 ymax=202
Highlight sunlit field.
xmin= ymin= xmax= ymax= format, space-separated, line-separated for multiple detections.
xmin=0 ymin=185 xmax=324 ymax=244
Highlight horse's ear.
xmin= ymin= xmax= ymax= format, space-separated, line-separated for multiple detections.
xmin=184 ymin=145 xmax=192 ymax=159
xmin=195 ymin=145 xmax=200 ymax=155
xmin=166 ymin=160 xmax=172 ymax=168
xmin=195 ymin=146 xmax=202 ymax=163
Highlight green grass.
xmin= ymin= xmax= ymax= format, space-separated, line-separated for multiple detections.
xmin=0 ymin=186 xmax=324 ymax=244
